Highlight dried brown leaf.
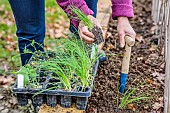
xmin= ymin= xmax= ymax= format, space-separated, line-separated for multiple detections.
xmin=106 ymin=44 xmax=114 ymax=51
xmin=128 ymin=104 xmax=136 ymax=111
xmin=136 ymin=34 xmax=143 ymax=42
xmin=0 ymin=76 xmax=16 ymax=87
xmin=148 ymin=79 xmax=153 ymax=85
xmin=149 ymin=45 xmax=158 ymax=51
xmin=0 ymin=94 xmax=4 ymax=99
xmin=152 ymin=102 xmax=163 ymax=110
xmin=151 ymin=72 xmax=165 ymax=85
xmin=1 ymin=108 xmax=9 ymax=113
xmin=137 ymin=57 xmax=143 ymax=61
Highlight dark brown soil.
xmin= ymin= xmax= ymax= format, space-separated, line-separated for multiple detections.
xmin=91 ymin=25 xmax=104 ymax=45
xmin=87 ymin=0 xmax=164 ymax=113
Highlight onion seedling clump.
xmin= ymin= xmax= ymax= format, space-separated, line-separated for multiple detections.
xmin=16 ymin=38 xmax=99 ymax=92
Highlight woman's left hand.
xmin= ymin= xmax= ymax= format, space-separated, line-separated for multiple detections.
xmin=117 ymin=17 xmax=136 ymax=48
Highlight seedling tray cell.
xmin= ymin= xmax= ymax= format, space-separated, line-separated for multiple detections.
xmin=61 ymin=96 xmax=72 ymax=108
xmin=31 ymin=95 xmax=44 ymax=107
xmin=16 ymin=94 xmax=29 ymax=106
xmin=46 ymin=95 xmax=57 ymax=107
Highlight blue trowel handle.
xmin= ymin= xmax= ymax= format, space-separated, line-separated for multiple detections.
xmin=120 ymin=36 xmax=135 ymax=93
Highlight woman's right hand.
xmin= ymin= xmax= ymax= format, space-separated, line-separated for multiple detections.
xmin=78 ymin=21 xmax=94 ymax=44
xmin=78 ymin=15 xmax=102 ymax=44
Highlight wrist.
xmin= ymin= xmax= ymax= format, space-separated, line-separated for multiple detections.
xmin=117 ymin=17 xmax=129 ymax=22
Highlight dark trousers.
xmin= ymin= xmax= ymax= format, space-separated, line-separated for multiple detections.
xmin=8 ymin=0 xmax=98 ymax=65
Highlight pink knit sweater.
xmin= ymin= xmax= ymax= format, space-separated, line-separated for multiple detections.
xmin=56 ymin=0 xmax=134 ymax=27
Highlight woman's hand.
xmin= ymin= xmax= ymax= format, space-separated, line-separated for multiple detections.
xmin=117 ymin=17 xmax=136 ymax=48
xmin=78 ymin=15 xmax=101 ymax=44
xmin=78 ymin=21 xmax=94 ymax=44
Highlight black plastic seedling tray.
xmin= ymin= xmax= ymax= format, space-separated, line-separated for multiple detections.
xmin=12 ymin=52 xmax=100 ymax=110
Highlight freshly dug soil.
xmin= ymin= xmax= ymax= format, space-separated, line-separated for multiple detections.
xmin=87 ymin=0 xmax=164 ymax=113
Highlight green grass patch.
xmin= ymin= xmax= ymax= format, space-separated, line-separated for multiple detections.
xmin=0 ymin=0 xmax=12 ymax=11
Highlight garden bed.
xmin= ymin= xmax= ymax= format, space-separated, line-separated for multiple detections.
xmin=87 ymin=0 xmax=164 ymax=112
xmin=0 ymin=0 xmax=165 ymax=112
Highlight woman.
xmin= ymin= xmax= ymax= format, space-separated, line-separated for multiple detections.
xmin=8 ymin=0 xmax=136 ymax=65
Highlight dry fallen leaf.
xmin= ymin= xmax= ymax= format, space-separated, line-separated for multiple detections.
xmin=149 ymin=45 xmax=158 ymax=51
xmin=92 ymin=108 xmax=97 ymax=113
xmin=0 ymin=76 xmax=16 ymax=87
xmin=148 ymin=79 xmax=153 ymax=85
xmin=152 ymin=102 xmax=163 ymax=110
xmin=0 ymin=106 xmax=4 ymax=111
xmin=151 ymin=72 xmax=165 ymax=85
xmin=158 ymin=97 xmax=163 ymax=107
xmin=0 ymin=94 xmax=4 ymax=99
xmin=152 ymin=72 xmax=159 ymax=77
xmin=137 ymin=57 xmax=143 ymax=61
xmin=5 ymin=45 xmax=14 ymax=52
xmin=161 ymin=47 xmax=164 ymax=56
xmin=1 ymin=108 xmax=9 ymax=113
xmin=144 ymin=105 xmax=149 ymax=109
xmin=6 ymin=35 xmax=14 ymax=42
xmin=136 ymin=34 xmax=143 ymax=42
xmin=9 ymin=98 xmax=17 ymax=105
xmin=150 ymin=26 xmax=157 ymax=34
xmin=128 ymin=104 xmax=136 ymax=111
xmin=106 ymin=44 xmax=114 ymax=51
xmin=106 ymin=32 xmax=112 ymax=39
xmin=54 ymin=23 xmax=60 ymax=29
xmin=160 ymin=63 xmax=165 ymax=69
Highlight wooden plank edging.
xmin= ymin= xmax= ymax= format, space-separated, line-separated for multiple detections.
xmin=152 ymin=0 xmax=170 ymax=112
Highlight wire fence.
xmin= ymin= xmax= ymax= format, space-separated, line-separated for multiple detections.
xmin=152 ymin=0 xmax=170 ymax=112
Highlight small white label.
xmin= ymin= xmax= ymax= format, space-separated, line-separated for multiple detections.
xmin=17 ymin=74 xmax=24 ymax=88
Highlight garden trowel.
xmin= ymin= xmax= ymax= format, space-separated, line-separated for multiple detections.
xmin=119 ymin=36 xmax=135 ymax=93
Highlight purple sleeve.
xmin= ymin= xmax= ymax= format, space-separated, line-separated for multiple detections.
xmin=111 ymin=0 xmax=134 ymax=19
xmin=56 ymin=0 xmax=94 ymax=28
